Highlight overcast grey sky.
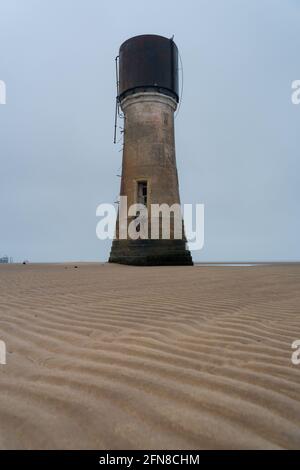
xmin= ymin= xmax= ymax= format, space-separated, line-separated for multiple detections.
xmin=0 ymin=0 xmax=299 ymax=262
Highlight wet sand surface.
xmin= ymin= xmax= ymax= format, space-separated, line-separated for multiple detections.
xmin=0 ymin=262 xmax=299 ymax=449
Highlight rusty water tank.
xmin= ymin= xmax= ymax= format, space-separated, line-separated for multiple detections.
xmin=118 ymin=34 xmax=179 ymax=102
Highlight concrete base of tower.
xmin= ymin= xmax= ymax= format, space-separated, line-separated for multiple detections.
xmin=109 ymin=240 xmax=193 ymax=266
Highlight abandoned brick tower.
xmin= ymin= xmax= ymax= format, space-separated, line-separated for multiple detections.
xmin=109 ymin=34 xmax=193 ymax=266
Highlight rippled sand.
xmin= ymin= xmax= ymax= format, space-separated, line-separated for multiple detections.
xmin=0 ymin=262 xmax=299 ymax=449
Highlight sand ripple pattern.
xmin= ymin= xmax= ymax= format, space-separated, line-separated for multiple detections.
xmin=0 ymin=263 xmax=300 ymax=449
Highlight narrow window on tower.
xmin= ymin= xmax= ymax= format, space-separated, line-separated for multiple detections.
xmin=137 ymin=181 xmax=148 ymax=206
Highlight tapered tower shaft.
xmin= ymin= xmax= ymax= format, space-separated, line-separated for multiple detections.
xmin=109 ymin=35 xmax=193 ymax=266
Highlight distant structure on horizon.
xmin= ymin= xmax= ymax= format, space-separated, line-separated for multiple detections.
xmin=0 ymin=255 xmax=12 ymax=264
xmin=109 ymin=34 xmax=193 ymax=266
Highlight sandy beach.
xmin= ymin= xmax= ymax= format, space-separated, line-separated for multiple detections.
xmin=0 ymin=262 xmax=299 ymax=449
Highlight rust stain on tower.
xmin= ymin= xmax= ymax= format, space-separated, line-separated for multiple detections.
xmin=109 ymin=34 xmax=193 ymax=266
